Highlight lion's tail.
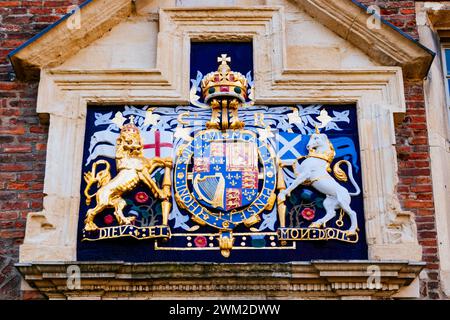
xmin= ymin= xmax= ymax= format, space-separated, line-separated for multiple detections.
xmin=83 ymin=160 xmax=111 ymax=205
xmin=333 ymin=160 xmax=361 ymax=196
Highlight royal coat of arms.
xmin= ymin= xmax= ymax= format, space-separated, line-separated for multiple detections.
xmin=78 ymin=52 xmax=366 ymax=261
xmin=173 ymin=55 xmax=277 ymax=257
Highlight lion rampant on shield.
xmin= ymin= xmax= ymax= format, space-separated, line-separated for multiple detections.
xmin=83 ymin=117 xmax=173 ymax=231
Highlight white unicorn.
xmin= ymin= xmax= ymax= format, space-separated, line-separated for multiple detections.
xmin=278 ymin=129 xmax=361 ymax=234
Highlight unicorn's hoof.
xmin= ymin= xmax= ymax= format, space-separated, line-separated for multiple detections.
xmin=309 ymin=221 xmax=324 ymax=229
xmin=278 ymin=191 xmax=286 ymax=202
xmin=346 ymin=229 xmax=357 ymax=236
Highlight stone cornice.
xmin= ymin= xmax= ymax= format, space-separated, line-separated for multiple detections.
xmin=16 ymin=261 xmax=424 ymax=299
xmin=43 ymin=68 xmax=404 ymax=105
xmin=8 ymin=0 xmax=133 ymax=81
xmin=293 ymin=0 xmax=434 ymax=80
xmin=425 ymin=4 xmax=450 ymax=29
xmin=8 ymin=0 xmax=434 ymax=81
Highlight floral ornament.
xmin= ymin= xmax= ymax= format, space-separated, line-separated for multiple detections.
xmin=194 ymin=236 xmax=207 ymax=248
xmin=301 ymin=208 xmax=315 ymax=221
xmin=104 ymin=214 xmax=114 ymax=225
xmin=135 ymin=191 xmax=149 ymax=203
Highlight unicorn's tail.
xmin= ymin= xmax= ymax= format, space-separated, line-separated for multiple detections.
xmin=333 ymin=160 xmax=361 ymax=196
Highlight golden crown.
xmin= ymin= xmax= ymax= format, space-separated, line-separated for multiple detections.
xmin=308 ymin=148 xmax=335 ymax=163
xmin=201 ymin=54 xmax=248 ymax=103
xmin=121 ymin=116 xmax=140 ymax=134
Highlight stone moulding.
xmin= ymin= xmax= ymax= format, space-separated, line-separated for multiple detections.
xmin=8 ymin=0 xmax=133 ymax=81
xmin=15 ymin=261 xmax=424 ymax=299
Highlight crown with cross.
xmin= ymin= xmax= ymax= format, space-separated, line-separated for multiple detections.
xmin=201 ymin=54 xmax=248 ymax=103
xmin=120 ymin=115 xmax=140 ymax=134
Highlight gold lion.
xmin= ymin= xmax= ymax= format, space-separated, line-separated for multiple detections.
xmin=83 ymin=119 xmax=173 ymax=231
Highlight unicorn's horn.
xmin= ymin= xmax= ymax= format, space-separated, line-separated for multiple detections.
xmin=315 ymin=124 xmax=320 ymax=134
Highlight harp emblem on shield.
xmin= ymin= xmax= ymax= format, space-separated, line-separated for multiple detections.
xmin=193 ymin=173 xmax=225 ymax=209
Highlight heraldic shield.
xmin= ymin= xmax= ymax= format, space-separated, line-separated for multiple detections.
xmin=192 ymin=135 xmax=259 ymax=212
xmin=175 ymin=130 xmax=277 ymax=230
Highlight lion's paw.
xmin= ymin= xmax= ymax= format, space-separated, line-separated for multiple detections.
xmin=84 ymin=221 xmax=99 ymax=231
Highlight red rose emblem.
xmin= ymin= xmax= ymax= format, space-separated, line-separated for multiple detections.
xmin=104 ymin=214 xmax=114 ymax=225
xmin=135 ymin=191 xmax=149 ymax=203
xmin=301 ymin=208 xmax=315 ymax=221
xmin=194 ymin=236 xmax=207 ymax=248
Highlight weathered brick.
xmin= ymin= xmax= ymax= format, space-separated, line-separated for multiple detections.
xmin=35 ymin=143 xmax=46 ymax=151
xmin=420 ymin=239 xmax=438 ymax=247
xmin=423 ymin=247 xmax=438 ymax=255
xmin=17 ymin=192 xmax=43 ymax=199
xmin=411 ymin=185 xmax=433 ymax=193
xmin=2 ymin=145 xmax=32 ymax=153
xmin=0 ymin=230 xmax=25 ymax=239
xmin=0 ymin=126 xmax=25 ymax=135
xmin=0 ymin=212 xmax=19 ymax=221
xmin=21 ymin=1 xmax=44 ymax=7
xmin=6 ymin=182 xmax=30 ymax=190
xmin=0 ymin=163 xmax=33 ymax=172
xmin=410 ymin=137 xmax=428 ymax=145
xmin=0 ymin=201 xmax=30 ymax=211
xmin=17 ymin=173 xmax=39 ymax=181
xmin=417 ymin=193 xmax=433 ymax=201
xmin=416 ymin=176 xmax=432 ymax=184
xmin=0 ymin=1 xmax=21 ymax=7
xmin=403 ymin=200 xmax=434 ymax=209
xmin=29 ymin=125 xmax=47 ymax=134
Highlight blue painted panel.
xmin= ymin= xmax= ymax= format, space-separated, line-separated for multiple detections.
xmin=76 ymin=42 xmax=367 ymax=262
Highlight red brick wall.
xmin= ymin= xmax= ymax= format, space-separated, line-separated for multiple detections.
xmin=0 ymin=0 xmax=445 ymax=299
xmin=398 ymin=83 xmax=443 ymax=299
xmin=358 ymin=0 xmax=418 ymax=39
xmin=359 ymin=0 xmax=444 ymax=299
xmin=0 ymin=0 xmax=83 ymax=300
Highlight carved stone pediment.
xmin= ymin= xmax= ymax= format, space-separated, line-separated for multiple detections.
xmin=9 ymin=0 xmax=433 ymax=81
xmin=9 ymin=0 xmax=433 ymax=299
